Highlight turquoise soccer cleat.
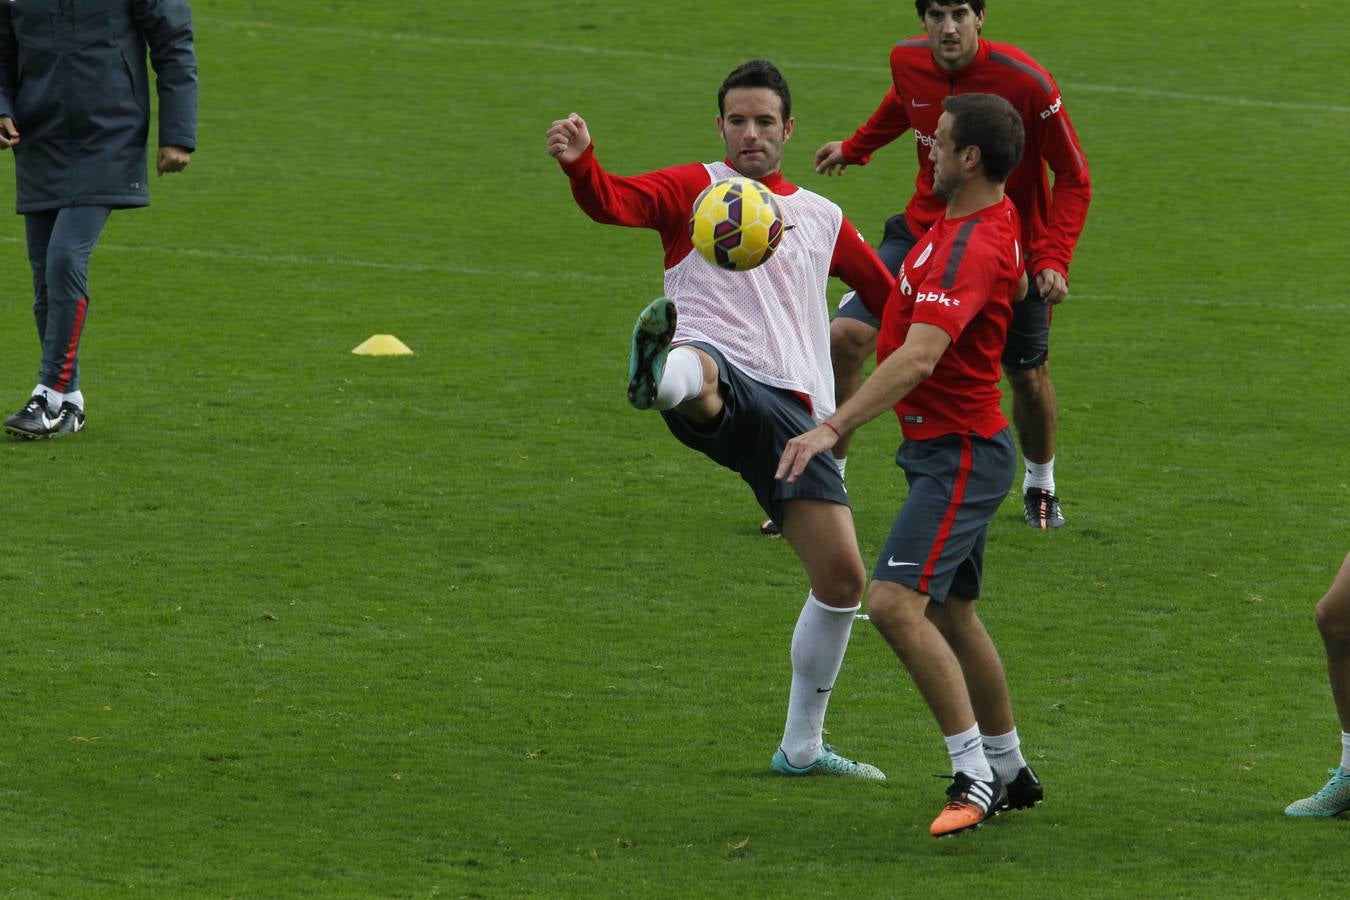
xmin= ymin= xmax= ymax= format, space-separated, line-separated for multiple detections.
xmin=771 ymin=744 xmax=886 ymax=781
xmin=1285 ymin=768 xmax=1350 ymax=817
xmin=627 ymin=297 xmax=677 ymax=410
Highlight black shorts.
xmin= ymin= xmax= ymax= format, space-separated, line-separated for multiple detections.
xmin=834 ymin=213 xmax=1051 ymax=370
xmin=871 ymin=428 xmax=1015 ymax=603
xmin=660 ymin=342 xmax=849 ymax=524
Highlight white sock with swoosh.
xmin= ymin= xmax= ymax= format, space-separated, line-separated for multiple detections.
xmin=780 ymin=592 xmax=858 ymax=767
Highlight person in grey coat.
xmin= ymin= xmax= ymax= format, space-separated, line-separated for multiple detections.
xmin=0 ymin=0 xmax=197 ymax=439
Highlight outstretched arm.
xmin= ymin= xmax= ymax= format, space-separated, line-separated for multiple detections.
xmin=834 ymin=84 xmax=912 ymax=170
xmin=548 ymin=114 xmax=704 ymax=238
xmin=776 ymin=323 xmax=950 ymax=483
xmin=830 ymin=214 xmax=894 ymax=320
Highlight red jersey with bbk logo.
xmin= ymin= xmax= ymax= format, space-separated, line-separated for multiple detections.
xmin=842 ymin=37 xmax=1090 ymax=280
xmin=877 ymin=196 xmax=1024 ymax=441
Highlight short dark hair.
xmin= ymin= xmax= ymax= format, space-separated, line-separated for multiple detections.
xmin=915 ymin=0 xmax=986 ymax=17
xmin=942 ymin=93 xmax=1024 ymax=183
xmin=718 ymin=59 xmax=791 ymax=121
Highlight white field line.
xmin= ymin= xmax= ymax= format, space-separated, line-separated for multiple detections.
xmin=199 ymin=18 xmax=1350 ymax=115
xmin=1062 ymin=82 xmax=1350 ymax=114
xmin=0 ymin=236 xmax=626 ymax=282
xmin=0 ymin=236 xmax=1344 ymax=311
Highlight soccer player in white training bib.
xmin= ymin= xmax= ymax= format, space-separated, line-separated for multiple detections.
xmin=548 ymin=59 xmax=894 ymax=780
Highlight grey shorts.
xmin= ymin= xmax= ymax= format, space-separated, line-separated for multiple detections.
xmin=660 ymin=342 xmax=849 ymax=525
xmin=871 ymin=428 xmax=1015 ymax=603
xmin=834 ymin=213 xmax=1051 ymax=370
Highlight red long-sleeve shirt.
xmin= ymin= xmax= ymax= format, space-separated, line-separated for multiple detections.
xmin=561 ymin=145 xmax=893 ymax=319
xmin=842 ymin=37 xmax=1091 ymax=279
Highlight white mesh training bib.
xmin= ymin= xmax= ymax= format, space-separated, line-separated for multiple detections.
xmin=664 ymin=162 xmax=844 ymax=421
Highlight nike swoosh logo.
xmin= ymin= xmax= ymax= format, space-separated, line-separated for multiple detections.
xmin=816 ymin=687 xmax=832 ymax=694
xmin=911 ymin=100 xmax=931 ymax=107
xmin=887 ymin=558 xmax=920 ymax=568
xmin=1018 ymin=356 xmax=1042 ymax=365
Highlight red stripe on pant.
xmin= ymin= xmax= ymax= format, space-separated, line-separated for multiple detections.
xmin=53 ymin=296 xmax=88 ymax=393
xmin=918 ymin=434 xmax=974 ymax=595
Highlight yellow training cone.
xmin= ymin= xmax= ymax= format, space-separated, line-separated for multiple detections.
xmin=352 ymin=334 xmax=414 ymax=356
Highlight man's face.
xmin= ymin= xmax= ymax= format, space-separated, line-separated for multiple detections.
xmin=922 ymin=2 xmax=984 ymax=71
xmin=929 ymin=111 xmax=965 ymax=202
xmin=718 ymin=87 xmax=793 ymax=180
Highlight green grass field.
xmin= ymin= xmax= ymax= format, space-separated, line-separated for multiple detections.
xmin=2 ymin=0 xmax=1348 ymax=895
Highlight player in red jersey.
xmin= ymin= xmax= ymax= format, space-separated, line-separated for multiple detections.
xmin=815 ymin=0 xmax=1091 ymax=529
xmin=779 ymin=93 xmax=1042 ymax=837
xmin=548 ymin=60 xmax=894 ymax=781
xmin=1285 ymin=551 xmax=1350 ymax=817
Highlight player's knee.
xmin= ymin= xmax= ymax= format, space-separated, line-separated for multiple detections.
xmin=1006 ymin=364 xmax=1053 ymax=404
xmin=44 ymin=244 xmax=84 ymax=282
xmin=1006 ymin=363 xmax=1045 ymax=388
xmin=830 ymin=320 xmax=872 ymax=371
xmin=1315 ymin=595 xmax=1350 ymax=645
xmin=815 ymin=561 xmax=865 ymax=608
xmin=925 ymin=603 xmax=956 ymax=639
xmin=928 ymin=598 xmax=979 ymax=644
xmin=866 ymin=582 xmax=921 ymax=633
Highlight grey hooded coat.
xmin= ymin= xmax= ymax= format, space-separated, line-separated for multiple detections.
xmin=0 ymin=0 xmax=197 ymax=213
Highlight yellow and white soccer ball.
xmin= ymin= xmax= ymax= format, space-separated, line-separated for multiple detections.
xmin=689 ymin=176 xmax=785 ymax=271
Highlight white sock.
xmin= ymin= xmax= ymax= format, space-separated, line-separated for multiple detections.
xmin=1023 ymin=456 xmax=1056 ymax=494
xmin=654 ymin=346 xmax=703 ymax=411
xmin=63 ymin=390 xmax=84 ymax=411
xmin=780 ymin=592 xmax=858 ymax=767
xmin=1340 ymin=731 xmax=1350 ymax=774
xmin=32 ymin=383 xmax=61 ymax=407
xmin=982 ymin=727 xmax=1028 ymax=783
xmin=945 ymin=723 xmax=994 ymax=781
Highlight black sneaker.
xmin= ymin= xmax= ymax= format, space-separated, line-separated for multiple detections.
xmin=996 ymin=765 xmax=1043 ymax=812
xmin=49 ymin=401 xmax=85 ymax=436
xmin=760 ymin=518 xmax=782 ymax=537
xmin=1024 ymin=488 xmax=1065 ymax=529
xmin=3 ymin=394 xmax=57 ymax=439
